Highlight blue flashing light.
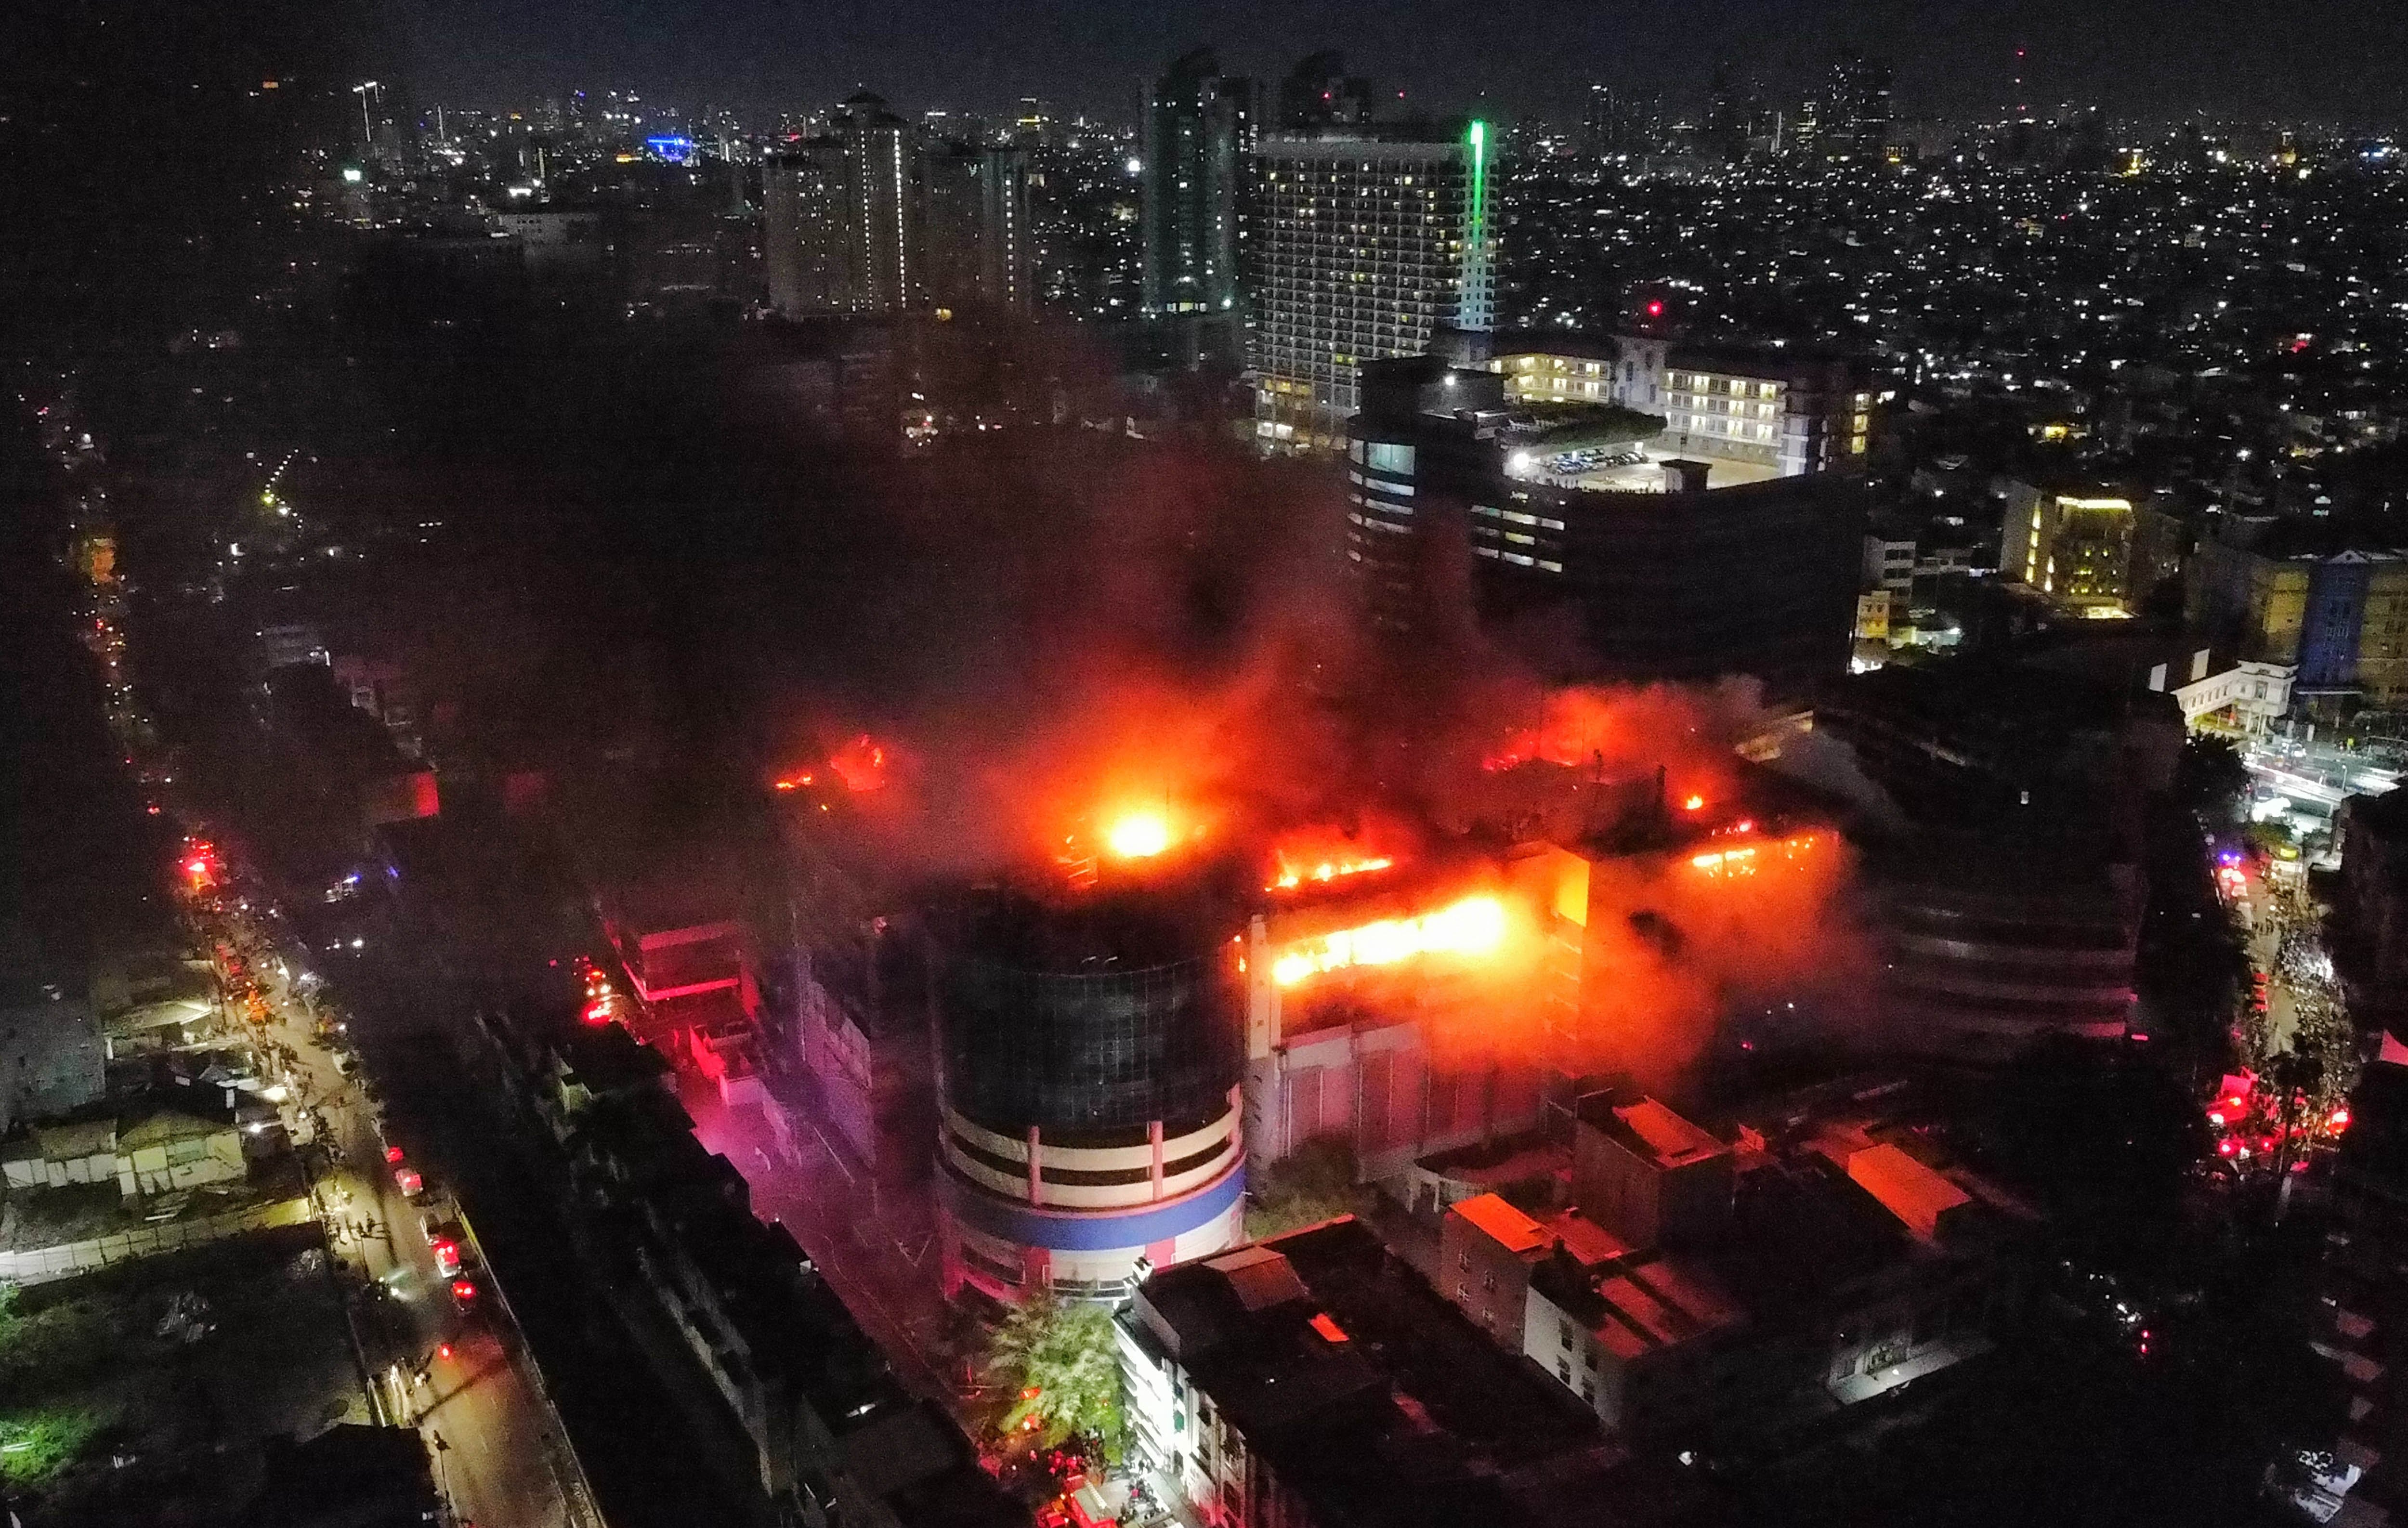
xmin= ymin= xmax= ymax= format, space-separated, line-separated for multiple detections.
xmin=644 ymin=134 xmax=695 ymax=164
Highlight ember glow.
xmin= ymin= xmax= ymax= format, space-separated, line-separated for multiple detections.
xmin=1272 ymin=895 xmax=1509 ymax=987
xmin=1691 ymin=832 xmax=1819 ymax=878
xmin=829 ymin=734 xmax=888 ymax=792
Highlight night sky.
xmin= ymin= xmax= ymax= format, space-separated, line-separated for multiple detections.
xmin=391 ymin=0 xmax=2408 ymax=126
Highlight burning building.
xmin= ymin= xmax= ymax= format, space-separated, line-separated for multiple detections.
xmin=1238 ymin=854 xmax=1552 ymax=1180
xmin=932 ymin=877 xmax=1249 ymax=1302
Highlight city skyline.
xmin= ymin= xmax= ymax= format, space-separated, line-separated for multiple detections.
xmin=384 ymin=0 xmax=2408 ymax=127
xmin=8 ymin=0 xmax=2408 ymax=1522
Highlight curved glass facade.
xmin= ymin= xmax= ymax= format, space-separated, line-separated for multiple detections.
xmin=943 ymin=953 xmax=1242 ymax=1137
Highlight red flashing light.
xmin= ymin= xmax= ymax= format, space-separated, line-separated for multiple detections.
xmin=452 ymin=1279 xmax=477 ymax=1301
xmin=1646 ymin=300 xmax=1664 ymax=317
xmin=1022 ymin=1415 xmax=1042 ymax=1432
xmin=2217 ymin=1138 xmax=2238 ymax=1157
xmin=2330 ymin=1107 xmax=2353 ymax=1131
xmin=1022 ymin=1386 xmax=1042 ymax=1400
xmin=385 ymin=1146 xmax=404 ymax=1163
xmin=582 ymin=999 xmax=611 ymax=1025
xmin=437 ymin=1341 xmax=454 ymax=1360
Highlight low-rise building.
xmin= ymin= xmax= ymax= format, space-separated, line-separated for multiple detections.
xmin=1437 ymin=1084 xmax=2028 ymax=1444
xmin=0 ymin=1110 xmax=245 ymax=1199
xmin=1487 ymin=331 xmax=1668 ymax=412
xmin=1119 ymin=1218 xmax=1622 ymax=1528
xmin=537 ymin=1028 xmax=1025 ymax=1527
xmin=2186 ymin=524 xmax=2408 ymax=709
xmin=1863 ymin=532 xmax=1917 ymax=595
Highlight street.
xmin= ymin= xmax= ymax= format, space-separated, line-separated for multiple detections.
xmin=245 ymin=927 xmax=591 ymax=1528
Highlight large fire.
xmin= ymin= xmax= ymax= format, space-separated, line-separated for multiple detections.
xmin=1272 ymin=895 xmax=1509 ymax=987
xmin=1269 ymin=854 xmax=1394 ymax=892
xmin=1106 ymin=812 xmax=1173 ymax=859
xmin=1266 ymin=823 xmax=1400 ymax=893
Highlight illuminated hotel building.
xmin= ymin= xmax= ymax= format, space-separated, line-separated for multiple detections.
xmin=1251 ymin=123 xmax=1496 ymax=449
xmin=1660 ymin=347 xmax=1871 ymax=478
xmin=1489 ymin=333 xmax=1669 ymax=412
xmin=1999 ymin=483 xmax=2186 ymax=617
xmin=2002 ymin=490 xmax=2135 ymax=608
xmin=1483 ymin=336 xmax=1871 ymax=481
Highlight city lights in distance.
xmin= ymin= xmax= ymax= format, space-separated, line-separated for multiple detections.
xmin=1272 ymin=896 xmax=1508 ymax=987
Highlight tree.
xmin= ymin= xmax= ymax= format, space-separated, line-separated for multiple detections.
xmin=983 ymin=1292 xmax=1123 ymax=1457
xmin=1245 ymin=1137 xmax=1364 ymax=1240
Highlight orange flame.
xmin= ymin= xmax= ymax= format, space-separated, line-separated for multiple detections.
xmin=1690 ymin=832 xmax=1818 ymax=878
xmin=1105 ymin=812 xmax=1172 ymax=859
xmin=1266 ymin=823 xmax=1401 ymax=892
xmin=1271 ymin=896 xmax=1508 ymax=987
xmin=829 ymin=735 xmax=887 ymax=792
xmin=1269 ymin=855 xmax=1395 ymax=892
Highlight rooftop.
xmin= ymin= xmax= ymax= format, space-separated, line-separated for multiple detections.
xmin=1843 ymin=1142 xmax=1973 ymax=1243
xmin=1131 ymin=1218 xmax=1613 ymax=1528
xmin=1450 ymin=1191 xmax=1549 ymax=1255
xmin=1530 ymin=1244 xmax=1747 ymax=1363
xmin=1576 ymin=1092 xmax=1731 ymax=1171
